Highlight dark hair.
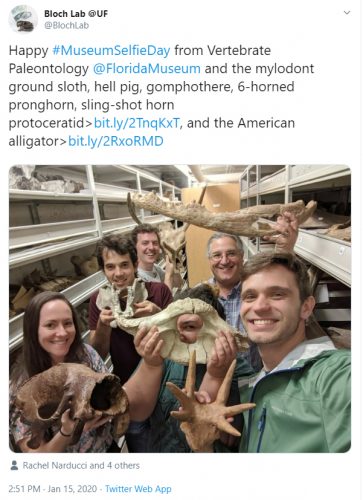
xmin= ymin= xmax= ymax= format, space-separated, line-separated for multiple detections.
xmin=241 ymin=252 xmax=312 ymax=302
xmin=18 ymin=292 xmax=85 ymax=378
xmin=206 ymin=232 xmax=244 ymax=257
xmin=174 ymin=283 xmax=226 ymax=320
xmin=96 ymin=235 xmax=138 ymax=269
xmin=131 ymin=224 xmax=161 ymax=246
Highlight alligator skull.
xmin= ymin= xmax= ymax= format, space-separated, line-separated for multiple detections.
xmin=110 ymin=288 xmax=249 ymax=364
xmin=15 ymin=363 xmax=129 ymax=449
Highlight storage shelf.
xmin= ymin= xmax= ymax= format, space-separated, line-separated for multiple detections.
xmin=10 ymin=219 xmax=98 ymax=251
xmin=9 ymin=189 xmax=93 ymax=201
xmin=9 ymin=165 xmax=185 ymax=358
xmin=288 ymin=165 xmax=350 ymax=188
xmin=240 ymin=165 xmax=350 ymax=199
xmin=294 ymin=229 xmax=351 ymax=287
xmin=241 ymin=168 xmax=286 ymax=199
xmin=9 ymin=271 xmax=107 ymax=352
xmin=9 ymin=234 xmax=100 ymax=269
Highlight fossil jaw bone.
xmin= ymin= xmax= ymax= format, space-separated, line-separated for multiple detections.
xmin=110 ymin=290 xmax=249 ymax=364
xmin=15 ymin=363 xmax=129 ymax=449
xmin=129 ymin=192 xmax=317 ymax=237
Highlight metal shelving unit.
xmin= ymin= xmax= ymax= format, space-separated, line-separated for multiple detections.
xmin=239 ymin=165 xmax=351 ymax=288
xmin=9 ymin=165 xmax=182 ymax=352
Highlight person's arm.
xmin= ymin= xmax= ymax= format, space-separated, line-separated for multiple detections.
xmin=17 ymin=409 xmax=110 ymax=453
xmin=319 ymin=351 xmax=351 ymax=452
xmin=199 ymin=330 xmax=237 ymax=401
xmin=163 ymin=255 xmax=175 ymax=291
xmin=123 ymin=325 xmax=164 ymax=421
xmin=89 ymin=308 xmax=114 ymax=359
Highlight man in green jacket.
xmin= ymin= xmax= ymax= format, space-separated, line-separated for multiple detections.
xmin=235 ymin=251 xmax=350 ymax=453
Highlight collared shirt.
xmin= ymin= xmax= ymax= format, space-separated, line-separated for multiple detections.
xmin=207 ymin=278 xmax=262 ymax=371
xmin=208 ymin=278 xmax=244 ymax=333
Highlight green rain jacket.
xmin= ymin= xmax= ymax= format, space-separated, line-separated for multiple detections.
xmin=238 ymin=337 xmax=351 ymax=453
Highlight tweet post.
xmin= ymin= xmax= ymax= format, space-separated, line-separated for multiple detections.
xmin=2 ymin=1 xmax=361 ymax=499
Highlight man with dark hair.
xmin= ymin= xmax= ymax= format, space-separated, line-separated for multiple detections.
xmin=89 ymin=234 xmax=172 ymax=452
xmin=131 ymin=223 xmax=174 ymax=290
xmin=218 ymin=252 xmax=350 ymax=452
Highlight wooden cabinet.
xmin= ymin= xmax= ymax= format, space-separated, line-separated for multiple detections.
xmin=181 ymin=183 xmax=241 ymax=286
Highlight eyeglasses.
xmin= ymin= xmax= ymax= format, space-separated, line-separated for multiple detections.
xmin=209 ymin=250 xmax=241 ymax=262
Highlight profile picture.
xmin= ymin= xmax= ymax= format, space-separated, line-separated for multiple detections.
xmin=9 ymin=5 xmax=37 ymax=32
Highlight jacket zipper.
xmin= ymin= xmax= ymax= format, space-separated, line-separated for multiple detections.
xmin=245 ymin=366 xmax=303 ymax=452
xmin=256 ymin=406 xmax=266 ymax=452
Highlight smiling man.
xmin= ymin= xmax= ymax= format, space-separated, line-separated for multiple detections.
xmin=88 ymin=235 xmax=172 ymax=452
xmin=131 ymin=223 xmax=174 ymax=291
xmin=206 ymin=213 xmax=299 ymax=370
xmin=235 ymin=252 xmax=351 ymax=453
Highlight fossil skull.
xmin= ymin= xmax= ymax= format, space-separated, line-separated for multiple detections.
xmin=15 ymin=363 xmax=129 ymax=449
xmin=110 ymin=285 xmax=249 ymax=364
xmin=167 ymin=351 xmax=256 ymax=452
xmin=129 ymin=192 xmax=317 ymax=237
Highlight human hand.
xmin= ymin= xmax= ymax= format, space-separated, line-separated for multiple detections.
xmin=207 ymin=330 xmax=237 ymax=379
xmin=98 ymin=307 xmax=115 ymax=327
xmin=164 ymin=255 xmax=175 ymax=276
xmin=133 ymin=301 xmax=161 ymax=317
xmin=83 ymin=414 xmax=111 ymax=432
xmin=134 ymin=325 xmax=164 ymax=366
xmin=263 ymin=211 xmax=298 ymax=253
xmin=60 ymin=409 xmax=78 ymax=436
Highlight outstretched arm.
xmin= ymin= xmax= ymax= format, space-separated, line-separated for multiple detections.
xmin=123 ymin=325 xmax=164 ymax=421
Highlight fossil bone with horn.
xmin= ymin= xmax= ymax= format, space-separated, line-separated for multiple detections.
xmin=129 ymin=191 xmax=317 ymax=237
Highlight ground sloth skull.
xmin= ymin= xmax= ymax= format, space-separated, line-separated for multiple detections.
xmin=15 ymin=363 xmax=129 ymax=449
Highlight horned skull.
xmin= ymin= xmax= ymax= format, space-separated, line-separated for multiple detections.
xmin=157 ymin=221 xmax=188 ymax=289
xmin=110 ymin=283 xmax=249 ymax=364
xmin=167 ymin=351 xmax=256 ymax=452
xmin=15 ymin=363 xmax=129 ymax=449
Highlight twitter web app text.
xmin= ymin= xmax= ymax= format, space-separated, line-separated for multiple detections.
xmin=4 ymin=1 xmax=361 ymax=500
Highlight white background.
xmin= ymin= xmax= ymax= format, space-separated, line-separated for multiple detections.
xmin=2 ymin=1 xmax=361 ymax=499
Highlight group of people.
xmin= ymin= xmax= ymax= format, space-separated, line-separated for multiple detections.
xmin=9 ymin=214 xmax=351 ymax=453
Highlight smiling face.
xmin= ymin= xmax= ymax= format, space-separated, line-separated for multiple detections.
xmin=240 ymin=264 xmax=314 ymax=349
xmin=102 ymin=249 xmax=137 ymax=291
xmin=135 ymin=231 xmax=161 ymax=271
xmin=38 ymin=300 xmax=76 ymax=364
xmin=208 ymin=236 xmax=243 ymax=291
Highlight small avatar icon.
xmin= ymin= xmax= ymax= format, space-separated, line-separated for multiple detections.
xmin=9 ymin=5 xmax=37 ymax=32
xmin=11 ymin=460 xmax=18 ymax=471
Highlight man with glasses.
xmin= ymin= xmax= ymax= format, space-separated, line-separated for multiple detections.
xmin=206 ymin=212 xmax=299 ymax=369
